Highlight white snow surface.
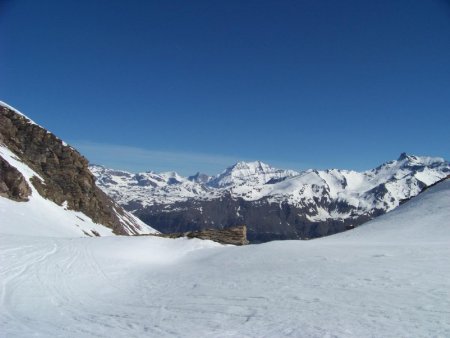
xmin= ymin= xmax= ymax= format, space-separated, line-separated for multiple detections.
xmin=1 ymin=179 xmax=449 ymax=337
xmin=91 ymin=155 xmax=449 ymax=221
xmin=0 ymin=145 xmax=156 ymax=237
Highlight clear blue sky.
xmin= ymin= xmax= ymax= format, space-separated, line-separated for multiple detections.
xmin=1 ymin=0 xmax=449 ymax=175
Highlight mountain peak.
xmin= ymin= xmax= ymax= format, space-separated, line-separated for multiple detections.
xmin=397 ymin=152 xmax=421 ymax=162
xmin=219 ymin=161 xmax=282 ymax=180
xmin=231 ymin=160 xmax=271 ymax=172
xmin=395 ymin=153 xmax=447 ymax=167
xmin=398 ymin=152 xmax=409 ymax=161
xmin=208 ymin=160 xmax=298 ymax=188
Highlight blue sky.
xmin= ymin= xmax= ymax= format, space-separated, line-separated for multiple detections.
xmin=1 ymin=0 xmax=449 ymax=175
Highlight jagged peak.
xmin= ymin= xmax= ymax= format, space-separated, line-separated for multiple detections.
xmin=215 ymin=161 xmax=286 ymax=182
xmin=369 ymin=154 xmax=448 ymax=180
xmin=395 ymin=153 xmax=446 ymax=166
xmin=397 ymin=152 xmax=424 ymax=162
xmin=230 ymin=160 xmax=271 ymax=171
xmin=397 ymin=152 xmax=409 ymax=161
xmin=206 ymin=160 xmax=299 ymax=189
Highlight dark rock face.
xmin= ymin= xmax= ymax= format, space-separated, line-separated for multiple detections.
xmin=133 ymin=196 xmax=382 ymax=243
xmin=0 ymin=156 xmax=31 ymax=201
xmin=188 ymin=172 xmax=211 ymax=184
xmin=156 ymin=225 xmax=249 ymax=245
xmin=0 ymin=105 xmax=142 ymax=235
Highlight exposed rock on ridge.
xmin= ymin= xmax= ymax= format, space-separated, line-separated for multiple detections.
xmin=0 ymin=156 xmax=31 ymax=201
xmin=0 ymin=103 xmax=148 ymax=235
xmin=155 ymin=225 xmax=249 ymax=246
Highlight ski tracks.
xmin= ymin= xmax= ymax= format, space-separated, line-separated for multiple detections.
xmin=0 ymin=237 xmax=58 ymax=335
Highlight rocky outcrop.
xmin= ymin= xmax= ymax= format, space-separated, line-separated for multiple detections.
xmin=0 ymin=156 xmax=31 ymax=201
xmin=156 ymin=225 xmax=249 ymax=245
xmin=0 ymin=104 xmax=146 ymax=235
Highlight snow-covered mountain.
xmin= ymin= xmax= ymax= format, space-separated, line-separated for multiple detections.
xmin=0 ymin=101 xmax=156 ymax=237
xmin=89 ymin=165 xmax=215 ymax=207
xmin=89 ymin=160 xmax=300 ymax=207
xmin=92 ymin=153 xmax=449 ymax=242
xmin=208 ymin=160 xmax=299 ymax=188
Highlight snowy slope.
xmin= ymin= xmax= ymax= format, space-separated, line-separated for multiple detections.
xmin=332 ymin=178 xmax=450 ymax=243
xmin=0 ymin=145 xmax=115 ymax=237
xmin=2 ymin=179 xmax=449 ymax=337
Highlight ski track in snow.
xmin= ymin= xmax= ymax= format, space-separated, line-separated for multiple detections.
xmin=1 ymin=236 xmax=449 ymax=337
xmin=1 ymin=181 xmax=450 ymax=337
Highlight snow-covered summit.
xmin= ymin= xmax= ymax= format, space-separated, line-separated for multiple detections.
xmin=208 ymin=160 xmax=299 ymax=188
xmin=396 ymin=152 xmax=445 ymax=164
xmin=90 ymin=160 xmax=302 ymax=208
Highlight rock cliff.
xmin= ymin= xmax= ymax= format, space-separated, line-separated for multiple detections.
xmin=0 ymin=156 xmax=31 ymax=201
xmin=156 ymin=225 xmax=249 ymax=245
xmin=0 ymin=102 xmax=150 ymax=235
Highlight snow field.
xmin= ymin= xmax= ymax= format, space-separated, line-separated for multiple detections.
xmin=1 ymin=180 xmax=449 ymax=337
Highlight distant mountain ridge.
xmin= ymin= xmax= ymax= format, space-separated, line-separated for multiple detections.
xmin=91 ymin=152 xmax=450 ymax=242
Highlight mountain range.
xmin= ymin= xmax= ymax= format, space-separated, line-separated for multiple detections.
xmin=1 ymin=99 xmax=449 ymax=243
xmin=91 ymin=153 xmax=449 ymax=242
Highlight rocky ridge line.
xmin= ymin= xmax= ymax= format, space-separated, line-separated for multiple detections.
xmin=0 ymin=103 xmax=148 ymax=235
